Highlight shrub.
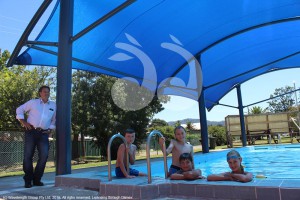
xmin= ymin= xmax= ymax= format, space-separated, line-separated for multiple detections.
xmin=208 ymin=126 xmax=226 ymax=146
xmin=186 ymin=133 xmax=201 ymax=146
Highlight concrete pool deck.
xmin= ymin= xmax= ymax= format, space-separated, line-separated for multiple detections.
xmin=1 ymin=165 xmax=300 ymax=200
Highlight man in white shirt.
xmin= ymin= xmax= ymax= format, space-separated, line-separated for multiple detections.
xmin=16 ymin=86 xmax=56 ymax=188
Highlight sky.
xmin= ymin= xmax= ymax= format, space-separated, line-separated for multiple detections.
xmin=1 ymin=0 xmax=300 ymax=123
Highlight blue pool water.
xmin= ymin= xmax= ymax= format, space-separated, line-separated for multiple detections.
xmin=127 ymin=143 xmax=300 ymax=179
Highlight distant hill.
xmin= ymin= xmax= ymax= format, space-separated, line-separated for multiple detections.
xmin=168 ymin=118 xmax=225 ymax=126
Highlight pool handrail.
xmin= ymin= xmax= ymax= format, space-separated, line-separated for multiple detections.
xmin=107 ymin=133 xmax=129 ymax=181
xmin=146 ymin=130 xmax=168 ymax=184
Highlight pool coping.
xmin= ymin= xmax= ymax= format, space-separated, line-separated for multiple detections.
xmin=55 ymin=171 xmax=300 ymax=200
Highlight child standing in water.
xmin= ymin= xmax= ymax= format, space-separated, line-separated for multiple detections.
xmin=170 ymin=153 xmax=204 ymax=180
xmin=159 ymin=126 xmax=194 ymax=176
xmin=207 ymin=150 xmax=253 ymax=182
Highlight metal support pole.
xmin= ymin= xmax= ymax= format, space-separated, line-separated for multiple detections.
xmin=199 ymin=91 xmax=209 ymax=153
xmin=56 ymin=0 xmax=74 ymax=175
xmin=7 ymin=0 xmax=53 ymax=67
xmin=195 ymin=55 xmax=208 ymax=153
xmin=237 ymin=85 xmax=247 ymax=147
xmin=293 ymin=82 xmax=300 ymax=125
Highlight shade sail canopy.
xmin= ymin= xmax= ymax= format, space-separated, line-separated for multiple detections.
xmin=12 ymin=0 xmax=300 ymax=110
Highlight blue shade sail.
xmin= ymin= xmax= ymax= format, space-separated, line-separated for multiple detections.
xmin=14 ymin=0 xmax=300 ymax=110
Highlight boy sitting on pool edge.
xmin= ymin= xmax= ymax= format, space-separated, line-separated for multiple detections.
xmin=115 ymin=129 xmax=146 ymax=178
xmin=170 ymin=153 xmax=205 ymax=180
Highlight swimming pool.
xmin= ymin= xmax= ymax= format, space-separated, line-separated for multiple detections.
xmin=56 ymin=143 xmax=300 ymax=199
xmin=130 ymin=143 xmax=300 ymax=179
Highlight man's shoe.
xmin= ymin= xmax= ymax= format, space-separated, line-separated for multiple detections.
xmin=33 ymin=181 xmax=44 ymax=186
xmin=24 ymin=182 xmax=32 ymax=188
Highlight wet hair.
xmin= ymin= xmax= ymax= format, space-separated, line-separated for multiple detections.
xmin=227 ymin=150 xmax=244 ymax=173
xmin=179 ymin=153 xmax=193 ymax=162
xmin=38 ymin=85 xmax=50 ymax=94
xmin=124 ymin=128 xmax=135 ymax=135
xmin=174 ymin=126 xmax=186 ymax=134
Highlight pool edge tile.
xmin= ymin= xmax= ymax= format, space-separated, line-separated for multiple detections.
xmin=256 ymin=187 xmax=280 ymax=200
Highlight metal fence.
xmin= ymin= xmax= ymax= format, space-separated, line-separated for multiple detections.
xmin=77 ymin=139 xmax=101 ymax=157
xmin=0 ymin=130 xmax=101 ymax=173
xmin=0 ymin=130 xmax=56 ymax=173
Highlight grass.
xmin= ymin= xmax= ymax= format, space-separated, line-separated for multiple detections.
xmin=0 ymin=136 xmax=297 ymax=177
xmin=0 ymin=148 xmax=190 ymax=177
xmin=228 ymin=136 xmax=294 ymax=147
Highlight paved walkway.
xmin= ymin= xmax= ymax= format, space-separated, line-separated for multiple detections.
xmin=0 ymin=167 xmax=101 ymax=200
xmin=0 ymin=159 xmax=162 ymax=199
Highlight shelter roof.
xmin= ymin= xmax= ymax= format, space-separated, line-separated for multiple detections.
xmin=11 ymin=0 xmax=300 ymax=110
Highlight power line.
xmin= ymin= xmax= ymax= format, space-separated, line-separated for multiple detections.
xmin=0 ymin=30 xmax=21 ymax=36
xmin=0 ymin=25 xmax=25 ymax=32
xmin=0 ymin=14 xmax=30 ymax=24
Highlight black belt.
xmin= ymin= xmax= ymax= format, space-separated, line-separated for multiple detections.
xmin=35 ymin=127 xmax=49 ymax=132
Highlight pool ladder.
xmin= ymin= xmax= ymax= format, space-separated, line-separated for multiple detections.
xmin=146 ymin=130 xmax=168 ymax=183
xmin=107 ymin=130 xmax=168 ymax=183
xmin=107 ymin=133 xmax=129 ymax=181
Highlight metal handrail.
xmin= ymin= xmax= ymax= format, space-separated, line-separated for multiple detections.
xmin=107 ymin=133 xmax=129 ymax=181
xmin=291 ymin=117 xmax=300 ymax=131
xmin=146 ymin=130 xmax=168 ymax=184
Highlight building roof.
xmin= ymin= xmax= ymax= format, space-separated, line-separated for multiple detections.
xmin=182 ymin=123 xmax=201 ymax=131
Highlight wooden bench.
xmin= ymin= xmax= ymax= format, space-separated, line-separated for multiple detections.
xmin=246 ymin=129 xmax=279 ymax=145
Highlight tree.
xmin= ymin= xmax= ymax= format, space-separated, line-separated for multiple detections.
xmin=0 ymin=50 xmax=56 ymax=129
xmin=71 ymin=71 xmax=96 ymax=159
xmin=174 ymin=120 xmax=181 ymax=127
xmin=185 ymin=121 xmax=195 ymax=133
xmin=249 ymin=106 xmax=267 ymax=114
xmin=208 ymin=126 xmax=226 ymax=146
xmin=0 ymin=49 xmax=10 ymax=70
xmin=71 ymin=71 xmax=170 ymax=160
xmin=149 ymin=118 xmax=168 ymax=128
xmin=267 ymin=86 xmax=294 ymax=113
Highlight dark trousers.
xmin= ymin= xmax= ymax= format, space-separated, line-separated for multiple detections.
xmin=23 ymin=129 xmax=49 ymax=183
